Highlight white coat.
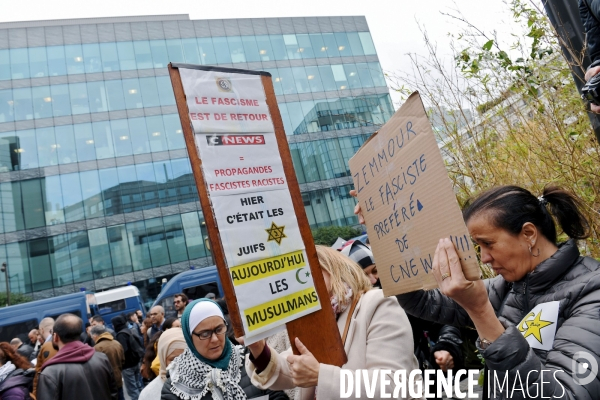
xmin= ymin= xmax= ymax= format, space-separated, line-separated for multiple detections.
xmin=246 ymin=289 xmax=424 ymax=400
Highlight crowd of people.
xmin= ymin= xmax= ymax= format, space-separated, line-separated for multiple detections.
xmin=0 ymin=184 xmax=599 ymax=400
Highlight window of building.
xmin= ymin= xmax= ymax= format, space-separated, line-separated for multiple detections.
xmin=227 ymin=36 xmax=246 ymax=63
xmin=29 ymin=47 xmax=48 ymax=78
xmin=181 ymin=38 xmax=201 ymax=65
xmin=10 ymin=48 xmax=29 ymax=80
xmin=89 ymin=227 xmax=113 ymax=279
xmin=100 ymin=43 xmax=120 ymax=72
xmin=150 ymin=40 xmax=169 ymax=68
xmin=50 ymin=84 xmax=70 ymax=117
xmin=212 ymin=37 xmax=232 ymax=64
xmin=82 ymin=43 xmax=102 ymax=74
xmin=117 ymin=42 xmax=137 ymax=71
xmin=359 ymin=32 xmax=377 ymax=55
xmin=65 ymin=44 xmax=85 ymax=75
xmin=47 ymin=46 xmax=67 ymax=76
xmin=133 ymin=41 xmax=153 ymax=70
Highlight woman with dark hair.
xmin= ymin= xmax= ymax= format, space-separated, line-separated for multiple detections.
xmin=388 ymin=185 xmax=600 ymax=398
xmin=142 ymin=331 xmax=163 ymax=382
xmin=0 ymin=342 xmax=34 ymax=400
xmin=161 ymin=318 xmax=181 ymax=331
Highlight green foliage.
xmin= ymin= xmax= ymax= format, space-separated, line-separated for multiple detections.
xmin=0 ymin=292 xmax=32 ymax=307
xmin=312 ymin=225 xmax=363 ymax=246
xmin=388 ymin=0 xmax=600 ymax=258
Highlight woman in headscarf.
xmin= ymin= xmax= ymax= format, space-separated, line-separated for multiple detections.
xmin=161 ymin=299 xmax=289 ymax=400
xmin=149 ymin=318 xmax=183 ymax=379
xmin=139 ymin=328 xmax=186 ymax=400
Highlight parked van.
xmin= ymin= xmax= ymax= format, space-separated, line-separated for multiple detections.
xmin=0 ymin=292 xmax=98 ymax=343
xmin=152 ymin=266 xmax=223 ymax=319
xmin=95 ymin=285 xmax=146 ymax=329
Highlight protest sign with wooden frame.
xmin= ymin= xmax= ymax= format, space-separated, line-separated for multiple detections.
xmin=169 ymin=63 xmax=346 ymax=366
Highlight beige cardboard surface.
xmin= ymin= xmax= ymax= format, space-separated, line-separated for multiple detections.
xmin=348 ymin=92 xmax=480 ymax=296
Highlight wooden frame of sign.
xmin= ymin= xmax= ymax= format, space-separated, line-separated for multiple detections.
xmin=169 ymin=63 xmax=346 ymax=366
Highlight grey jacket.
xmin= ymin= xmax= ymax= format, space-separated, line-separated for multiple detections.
xmin=397 ymin=239 xmax=600 ymax=399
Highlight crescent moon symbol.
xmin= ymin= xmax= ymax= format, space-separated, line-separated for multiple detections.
xmin=296 ymin=268 xmax=307 ymax=284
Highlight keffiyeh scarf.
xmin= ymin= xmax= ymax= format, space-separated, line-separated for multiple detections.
xmin=167 ymin=345 xmax=246 ymax=400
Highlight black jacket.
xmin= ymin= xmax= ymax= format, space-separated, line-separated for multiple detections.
xmin=397 ymin=239 xmax=600 ymax=399
xmin=16 ymin=343 xmax=34 ymax=362
xmin=112 ymin=314 xmax=143 ymax=369
xmin=580 ymin=0 xmax=600 ymax=63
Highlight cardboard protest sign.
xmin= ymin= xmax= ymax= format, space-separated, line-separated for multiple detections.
xmin=348 ymin=92 xmax=480 ymax=296
xmin=169 ymin=64 xmax=346 ymax=366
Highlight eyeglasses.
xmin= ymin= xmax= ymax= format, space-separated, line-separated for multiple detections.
xmin=173 ymin=300 xmax=182 ymax=304
xmin=192 ymin=324 xmax=227 ymax=340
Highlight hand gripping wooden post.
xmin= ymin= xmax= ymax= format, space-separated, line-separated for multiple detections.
xmin=169 ymin=63 xmax=346 ymax=366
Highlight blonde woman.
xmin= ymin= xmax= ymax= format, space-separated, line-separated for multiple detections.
xmin=246 ymin=246 xmax=422 ymax=400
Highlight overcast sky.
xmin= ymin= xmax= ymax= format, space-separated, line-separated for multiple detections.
xmin=0 ymin=0 xmax=521 ymax=106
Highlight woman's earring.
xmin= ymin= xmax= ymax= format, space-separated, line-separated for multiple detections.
xmin=528 ymin=245 xmax=540 ymax=257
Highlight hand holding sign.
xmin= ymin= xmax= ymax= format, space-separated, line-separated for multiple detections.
xmin=349 ymin=189 xmax=365 ymax=225
xmin=432 ymin=238 xmax=488 ymax=314
xmin=286 ymin=338 xmax=320 ymax=387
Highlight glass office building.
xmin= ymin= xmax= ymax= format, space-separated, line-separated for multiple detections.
xmin=0 ymin=15 xmax=394 ymax=300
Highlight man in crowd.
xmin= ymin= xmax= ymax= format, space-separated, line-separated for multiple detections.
xmin=146 ymin=306 xmax=164 ymax=338
xmin=112 ymin=314 xmax=144 ymax=400
xmin=28 ymin=329 xmax=40 ymax=349
xmin=91 ymin=325 xmax=125 ymax=400
xmin=10 ymin=337 xmax=34 ymax=361
xmin=173 ymin=293 xmax=188 ymax=320
xmin=127 ymin=312 xmax=143 ymax=343
xmin=81 ymin=322 xmax=95 ymax=347
xmin=90 ymin=315 xmax=116 ymax=336
xmin=36 ymin=314 xmax=118 ymax=400
xmin=32 ymin=317 xmax=57 ymax=398
xmin=29 ymin=329 xmax=41 ymax=361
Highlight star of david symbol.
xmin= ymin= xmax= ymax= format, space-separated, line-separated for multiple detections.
xmin=265 ymin=222 xmax=287 ymax=245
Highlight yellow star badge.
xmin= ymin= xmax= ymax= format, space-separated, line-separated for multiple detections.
xmin=520 ymin=311 xmax=554 ymax=344
xmin=266 ymin=222 xmax=287 ymax=245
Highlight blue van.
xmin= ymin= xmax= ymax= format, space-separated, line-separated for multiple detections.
xmin=152 ymin=266 xmax=223 ymax=319
xmin=0 ymin=292 xmax=98 ymax=343
xmin=94 ymin=285 xmax=146 ymax=329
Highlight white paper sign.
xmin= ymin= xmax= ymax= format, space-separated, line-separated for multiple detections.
xmin=516 ymin=300 xmax=560 ymax=351
xmin=177 ymin=66 xmax=321 ymax=337
xmin=180 ymin=69 xmax=274 ymax=133
xmin=213 ymin=190 xmax=304 ymax=266
xmin=228 ymin=249 xmax=321 ymax=337
xmin=194 ymin=132 xmax=288 ymax=196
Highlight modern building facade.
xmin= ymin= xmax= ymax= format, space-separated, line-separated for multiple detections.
xmin=0 ymin=14 xmax=394 ymax=301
